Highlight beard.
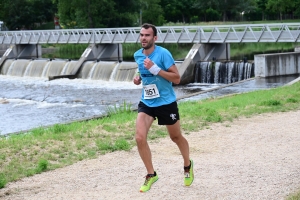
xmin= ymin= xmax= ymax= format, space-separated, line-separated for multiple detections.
xmin=141 ymin=40 xmax=154 ymax=50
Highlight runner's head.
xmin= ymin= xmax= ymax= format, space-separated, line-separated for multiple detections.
xmin=141 ymin=23 xmax=157 ymax=36
xmin=140 ymin=23 xmax=157 ymax=50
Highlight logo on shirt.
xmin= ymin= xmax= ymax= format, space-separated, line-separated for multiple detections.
xmin=170 ymin=114 xmax=177 ymax=120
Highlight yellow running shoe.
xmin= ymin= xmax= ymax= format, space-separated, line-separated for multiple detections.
xmin=184 ymin=160 xmax=194 ymax=186
xmin=139 ymin=172 xmax=159 ymax=192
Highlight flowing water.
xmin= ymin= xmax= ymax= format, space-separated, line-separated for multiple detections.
xmin=0 ymin=59 xmax=298 ymax=135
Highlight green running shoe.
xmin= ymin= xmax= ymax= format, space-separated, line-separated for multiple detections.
xmin=139 ymin=172 xmax=159 ymax=192
xmin=184 ymin=160 xmax=194 ymax=186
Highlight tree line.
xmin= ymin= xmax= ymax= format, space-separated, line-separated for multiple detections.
xmin=0 ymin=0 xmax=300 ymax=30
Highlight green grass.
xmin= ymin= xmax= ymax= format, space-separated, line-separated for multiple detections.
xmin=1 ymin=81 xmax=300 ymax=197
xmin=287 ymin=191 xmax=300 ymax=200
xmin=230 ymin=42 xmax=300 ymax=60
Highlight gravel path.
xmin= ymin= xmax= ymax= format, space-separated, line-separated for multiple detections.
xmin=1 ymin=110 xmax=300 ymax=200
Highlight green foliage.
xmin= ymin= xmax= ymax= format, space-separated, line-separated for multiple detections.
xmin=266 ymin=0 xmax=295 ymax=20
xmin=33 ymin=22 xmax=55 ymax=30
xmin=287 ymin=191 xmax=300 ymax=200
xmin=0 ymin=0 xmax=56 ymax=30
xmin=95 ymin=138 xmax=130 ymax=152
xmin=206 ymin=8 xmax=221 ymax=21
xmin=260 ymin=99 xmax=282 ymax=106
xmin=161 ymin=0 xmax=199 ymax=23
xmin=0 ymin=173 xmax=6 ymax=189
xmin=140 ymin=0 xmax=165 ymax=26
xmin=2 ymin=0 xmax=300 ymax=31
xmin=31 ymin=127 xmax=46 ymax=137
xmin=202 ymin=108 xmax=223 ymax=122
xmin=96 ymin=139 xmax=114 ymax=151
xmin=36 ymin=159 xmax=49 ymax=174
xmin=105 ymin=101 xmax=132 ymax=117
xmin=286 ymin=98 xmax=298 ymax=103
xmin=114 ymin=139 xmax=130 ymax=151
xmin=50 ymin=124 xmax=69 ymax=134
xmin=56 ymin=0 xmax=139 ymax=28
xmin=58 ymin=44 xmax=88 ymax=59
xmin=230 ymin=42 xmax=300 ymax=60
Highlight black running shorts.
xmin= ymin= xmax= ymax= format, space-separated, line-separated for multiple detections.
xmin=138 ymin=101 xmax=180 ymax=125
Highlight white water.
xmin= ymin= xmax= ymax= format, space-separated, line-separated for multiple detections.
xmin=0 ymin=75 xmax=143 ymax=135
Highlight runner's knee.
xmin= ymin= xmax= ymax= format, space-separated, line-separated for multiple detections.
xmin=135 ymin=132 xmax=147 ymax=144
xmin=170 ymin=134 xmax=181 ymax=143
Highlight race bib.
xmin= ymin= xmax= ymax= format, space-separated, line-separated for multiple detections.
xmin=143 ymin=84 xmax=160 ymax=99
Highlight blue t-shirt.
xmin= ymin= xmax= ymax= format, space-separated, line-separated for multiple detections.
xmin=134 ymin=45 xmax=177 ymax=107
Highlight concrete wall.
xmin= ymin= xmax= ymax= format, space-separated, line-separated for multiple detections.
xmin=178 ymin=43 xmax=230 ymax=85
xmin=0 ymin=44 xmax=10 ymax=56
xmin=0 ymin=45 xmax=58 ymax=57
xmin=254 ymin=52 xmax=300 ymax=77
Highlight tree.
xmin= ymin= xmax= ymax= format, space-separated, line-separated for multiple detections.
xmin=161 ymin=0 xmax=198 ymax=23
xmin=140 ymin=0 xmax=165 ymax=26
xmin=193 ymin=0 xmax=219 ymax=21
xmin=30 ymin=0 xmax=56 ymax=24
xmin=54 ymin=0 xmax=141 ymax=28
xmin=0 ymin=0 xmax=35 ymax=29
xmin=256 ymin=0 xmax=268 ymax=20
xmin=266 ymin=0 xmax=294 ymax=21
xmin=113 ymin=0 xmax=140 ymax=27
xmin=0 ymin=0 xmax=56 ymax=30
xmin=294 ymin=0 xmax=300 ymax=18
xmin=218 ymin=0 xmax=236 ymax=21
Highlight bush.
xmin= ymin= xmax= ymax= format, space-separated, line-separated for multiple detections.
xmin=0 ymin=173 xmax=7 ymax=189
xmin=36 ymin=159 xmax=49 ymax=174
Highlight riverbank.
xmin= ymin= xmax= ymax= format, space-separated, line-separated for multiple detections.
xmin=0 ymin=110 xmax=299 ymax=199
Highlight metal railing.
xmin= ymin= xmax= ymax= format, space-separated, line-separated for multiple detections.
xmin=1 ymin=23 xmax=300 ymax=44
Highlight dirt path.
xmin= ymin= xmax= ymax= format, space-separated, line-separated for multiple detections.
xmin=1 ymin=110 xmax=300 ymax=200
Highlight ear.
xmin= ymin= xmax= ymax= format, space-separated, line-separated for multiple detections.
xmin=154 ymin=35 xmax=157 ymax=41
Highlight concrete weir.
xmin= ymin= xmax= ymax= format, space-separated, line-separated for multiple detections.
xmin=1 ymin=42 xmax=300 ymax=83
xmin=255 ymin=52 xmax=300 ymax=77
xmin=178 ymin=43 xmax=230 ymax=84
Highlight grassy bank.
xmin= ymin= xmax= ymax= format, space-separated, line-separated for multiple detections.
xmin=1 ymin=81 xmax=300 ymax=199
xmin=230 ymin=42 xmax=300 ymax=60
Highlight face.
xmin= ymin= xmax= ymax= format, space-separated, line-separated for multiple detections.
xmin=139 ymin=27 xmax=157 ymax=50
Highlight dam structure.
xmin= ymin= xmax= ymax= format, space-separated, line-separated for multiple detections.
xmin=1 ymin=23 xmax=300 ymax=84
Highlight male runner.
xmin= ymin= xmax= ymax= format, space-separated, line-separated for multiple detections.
xmin=133 ymin=23 xmax=194 ymax=192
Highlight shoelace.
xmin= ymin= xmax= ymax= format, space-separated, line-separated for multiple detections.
xmin=184 ymin=167 xmax=190 ymax=178
xmin=143 ymin=175 xmax=151 ymax=185
xmin=185 ymin=171 xmax=190 ymax=178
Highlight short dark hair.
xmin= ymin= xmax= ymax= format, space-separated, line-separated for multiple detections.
xmin=141 ymin=23 xmax=157 ymax=36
